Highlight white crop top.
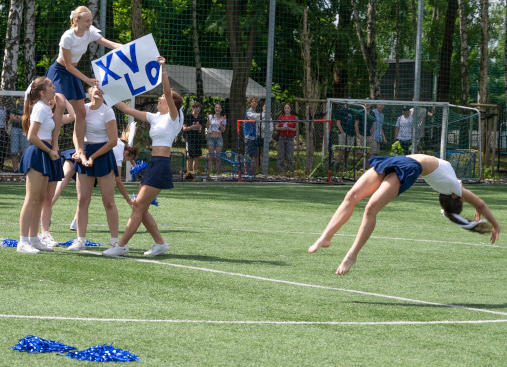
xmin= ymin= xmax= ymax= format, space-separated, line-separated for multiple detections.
xmin=146 ymin=108 xmax=184 ymax=148
xmin=421 ymin=159 xmax=462 ymax=196
xmin=58 ymin=26 xmax=102 ymax=64
xmin=208 ymin=115 xmax=227 ymax=133
xmin=30 ymin=101 xmax=55 ymax=140
xmin=84 ymin=103 xmax=116 ymax=142
xmin=112 ymin=138 xmax=124 ymax=167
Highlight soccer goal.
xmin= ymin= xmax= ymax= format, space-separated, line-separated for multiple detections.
xmin=325 ymin=98 xmax=482 ymax=182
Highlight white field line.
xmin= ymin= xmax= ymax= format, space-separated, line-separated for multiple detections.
xmin=0 ymin=314 xmax=506 ymax=326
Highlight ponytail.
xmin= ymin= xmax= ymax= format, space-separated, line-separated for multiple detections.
xmin=21 ymin=77 xmax=51 ymax=135
xmin=439 ymin=194 xmax=492 ymax=234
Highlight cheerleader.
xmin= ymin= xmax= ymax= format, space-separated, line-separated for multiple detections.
xmin=308 ymin=154 xmax=501 ymax=275
xmin=18 ymin=77 xmax=62 ymax=254
xmin=47 ymin=5 xmax=121 ymax=165
xmin=67 ymin=86 xmax=119 ymax=251
xmin=103 ymin=56 xmax=184 ymax=257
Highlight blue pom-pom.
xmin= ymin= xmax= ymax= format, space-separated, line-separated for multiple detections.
xmin=131 ymin=194 xmax=159 ymax=207
xmin=59 ymin=238 xmax=103 ymax=247
xmin=130 ymin=160 xmax=148 ymax=180
xmin=1 ymin=238 xmax=18 ymax=247
xmin=66 ymin=343 xmax=140 ymax=362
xmin=12 ymin=335 xmax=76 ymax=353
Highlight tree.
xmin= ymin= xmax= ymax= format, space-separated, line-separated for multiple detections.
xmin=192 ymin=0 xmax=204 ymax=104
xmin=226 ymin=0 xmax=260 ymax=146
xmin=458 ymin=0 xmax=469 ymax=106
xmin=131 ymin=0 xmax=145 ymax=40
xmin=1 ymin=0 xmax=24 ymax=91
xmin=477 ymin=0 xmax=488 ymax=105
xmin=333 ymin=2 xmax=352 ymax=98
xmin=351 ymin=0 xmax=380 ymax=99
xmin=24 ymin=0 xmax=35 ymax=84
xmin=436 ymin=0 xmax=458 ymax=102
xmin=88 ymin=0 xmax=100 ymax=61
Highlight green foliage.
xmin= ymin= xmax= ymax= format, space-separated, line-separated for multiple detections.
xmin=391 ymin=140 xmax=404 ymax=156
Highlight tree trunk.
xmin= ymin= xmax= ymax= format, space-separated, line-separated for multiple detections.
xmin=333 ymin=2 xmax=352 ymax=98
xmin=131 ymin=0 xmax=145 ymax=40
xmin=477 ymin=0 xmax=488 ymax=105
xmin=226 ymin=0 xmax=258 ymax=150
xmin=504 ymin=0 xmax=507 ymax=109
xmin=87 ymin=0 xmax=100 ymax=61
xmin=458 ymin=0 xmax=469 ymax=106
xmin=24 ymin=0 xmax=36 ymax=85
xmin=411 ymin=0 xmax=417 ymax=50
xmin=1 ymin=0 xmax=24 ymax=91
xmin=436 ymin=0 xmax=458 ymax=102
xmin=352 ymin=0 xmax=380 ymax=99
xmin=192 ymin=0 xmax=204 ymax=104
xmin=394 ymin=0 xmax=401 ymax=100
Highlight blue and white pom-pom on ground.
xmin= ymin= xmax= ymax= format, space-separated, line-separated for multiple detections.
xmin=11 ymin=335 xmax=76 ymax=353
xmin=66 ymin=343 xmax=141 ymax=362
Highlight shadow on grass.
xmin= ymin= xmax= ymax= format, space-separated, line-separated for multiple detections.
xmin=350 ymin=300 xmax=507 ymax=310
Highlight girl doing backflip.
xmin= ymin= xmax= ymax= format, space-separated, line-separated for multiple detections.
xmin=308 ymin=154 xmax=501 ymax=275
xmin=47 ymin=5 xmax=121 ymax=164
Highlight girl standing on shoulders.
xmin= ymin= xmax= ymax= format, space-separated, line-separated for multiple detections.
xmin=47 ymin=5 xmax=121 ymax=164
xmin=18 ymin=77 xmax=62 ymax=254
xmin=67 ymin=86 xmax=120 ymax=251
xmin=103 ymin=56 xmax=184 ymax=257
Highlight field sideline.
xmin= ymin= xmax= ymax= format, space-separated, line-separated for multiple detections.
xmin=1 ymin=182 xmax=506 ymax=366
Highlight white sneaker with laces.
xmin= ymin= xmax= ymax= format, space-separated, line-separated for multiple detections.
xmin=68 ymin=238 xmax=86 ymax=251
xmin=103 ymin=244 xmax=129 ymax=257
xmin=144 ymin=243 xmax=169 ymax=256
xmin=32 ymin=239 xmax=54 ymax=252
xmin=108 ymin=240 xmax=118 ymax=247
xmin=40 ymin=231 xmax=59 ymax=248
xmin=17 ymin=241 xmax=40 ymax=254
xmin=69 ymin=220 xmax=77 ymax=231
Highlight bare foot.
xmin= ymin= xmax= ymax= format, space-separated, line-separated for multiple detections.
xmin=308 ymin=238 xmax=331 ymax=253
xmin=335 ymin=256 xmax=356 ymax=275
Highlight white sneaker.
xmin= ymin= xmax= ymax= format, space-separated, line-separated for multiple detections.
xmin=68 ymin=238 xmax=86 ymax=251
xmin=144 ymin=243 xmax=169 ymax=256
xmin=103 ymin=244 xmax=129 ymax=257
xmin=69 ymin=220 xmax=77 ymax=231
xmin=108 ymin=240 xmax=118 ymax=248
xmin=17 ymin=241 xmax=40 ymax=254
xmin=40 ymin=231 xmax=59 ymax=248
xmin=32 ymin=239 xmax=54 ymax=252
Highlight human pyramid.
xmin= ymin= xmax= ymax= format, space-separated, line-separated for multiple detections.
xmin=18 ymin=6 xmax=183 ymax=257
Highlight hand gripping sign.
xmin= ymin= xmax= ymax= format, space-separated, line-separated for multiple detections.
xmin=92 ymin=34 xmax=162 ymax=106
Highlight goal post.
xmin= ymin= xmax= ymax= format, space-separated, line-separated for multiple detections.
xmin=326 ymin=98 xmax=482 ymax=182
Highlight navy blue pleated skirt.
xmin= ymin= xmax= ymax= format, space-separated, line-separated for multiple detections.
xmin=141 ymin=156 xmax=174 ymax=190
xmin=73 ymin=142 xmax=118 ymax=178
xmin=368 ymin=155 xmax=422 ymax=196
xmin=46 ymin=61 xmax=86 ymax=101
xmin=20 ymin=141 xmax=63 ymax=182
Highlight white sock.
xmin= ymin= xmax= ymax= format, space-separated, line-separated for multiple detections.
xmin=77 ymin=237 xmax=86 ymax=242
xmin=29 ymin=237 xmax=38 ymax=243
xmin=20 ymin=236 xmax=29 ymax=243
xmin=110 ymin=237 xmax=118 ymax=243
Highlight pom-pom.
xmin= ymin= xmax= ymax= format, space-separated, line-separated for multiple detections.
xmin=130 ymin=160 xmax=148 ymax=180
xmin=59 ymin=238 xmax=103 ymax=247
xmin=66 ymin=343 xmax=140 ymax=362
xmin=0 ymin=238 xmax=18 ymax=247
xmin=131 ymin=194 xmax=159 ymax=206
xmin=12 ymin=335 xmax=76 ymax=353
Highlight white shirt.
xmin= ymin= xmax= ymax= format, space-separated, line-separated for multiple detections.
xmin=112 ymin=138 xmax=124 ymax=167
xmin=421 ymin=159 xmax=462 ymax=196
xmin=58 ymin=26 xmax=102 ymax=64
xmin=30 ymin=101 xmax=54 ymax=140
xmin=84 ymin=103 xmax=116 ymax=142
xmin=396 ymin=115 xmax=413 ymax=141
xmin=208 ymin=115 xmax=226 ymax=133
xmin=146 ymin=108 xmax=184 ymax=148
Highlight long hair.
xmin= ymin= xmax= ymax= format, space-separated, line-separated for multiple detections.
xmin=70 ymin=6 xmax=91 ymax=29
xmin=172 ymin=91 xmax=183 ymax=110
xmin=439 ymin=194 xmax=492 ymax=234
xmin=22 ymin=77 xmax=51 ymax=135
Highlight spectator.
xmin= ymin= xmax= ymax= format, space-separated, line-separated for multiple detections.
xmin=206 ymin=103 xmax=226 ymax=173
xmin=0 ymin=96 xmax=8 ymax=172
xmin=10 ymin=96 xmax=30 ymax=173
xmin=395 ymin=106 xmax=413 ymax=154
xmin=183 ymin=101 xmax=204 ymax=173
xmin=244 ymin=97 xmax=261 ymax=167
xmin=371 ymin=104 xmax=387 ymax=155
xmin=275 ymin=103 xmax=297 ymax=173
xmin=410 ymin=100 xmax=427 ymax=150
xmin=333 ymin=101 xmax=356 ymax=167
xmin=354 ymin=98 xmax=376 ymax=163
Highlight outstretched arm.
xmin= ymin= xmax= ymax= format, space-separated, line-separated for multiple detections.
xmin=462 ymin=187 xmax=500 ymax=243
xmin=114 ymin=101 xmax=148 ymax=122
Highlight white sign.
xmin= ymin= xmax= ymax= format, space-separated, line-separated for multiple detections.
xmin=92 ymin=34 xmax=162 ymax=106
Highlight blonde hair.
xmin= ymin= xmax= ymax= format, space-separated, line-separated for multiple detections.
xmin=70 ymin=6 xmax=91 ymax=28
